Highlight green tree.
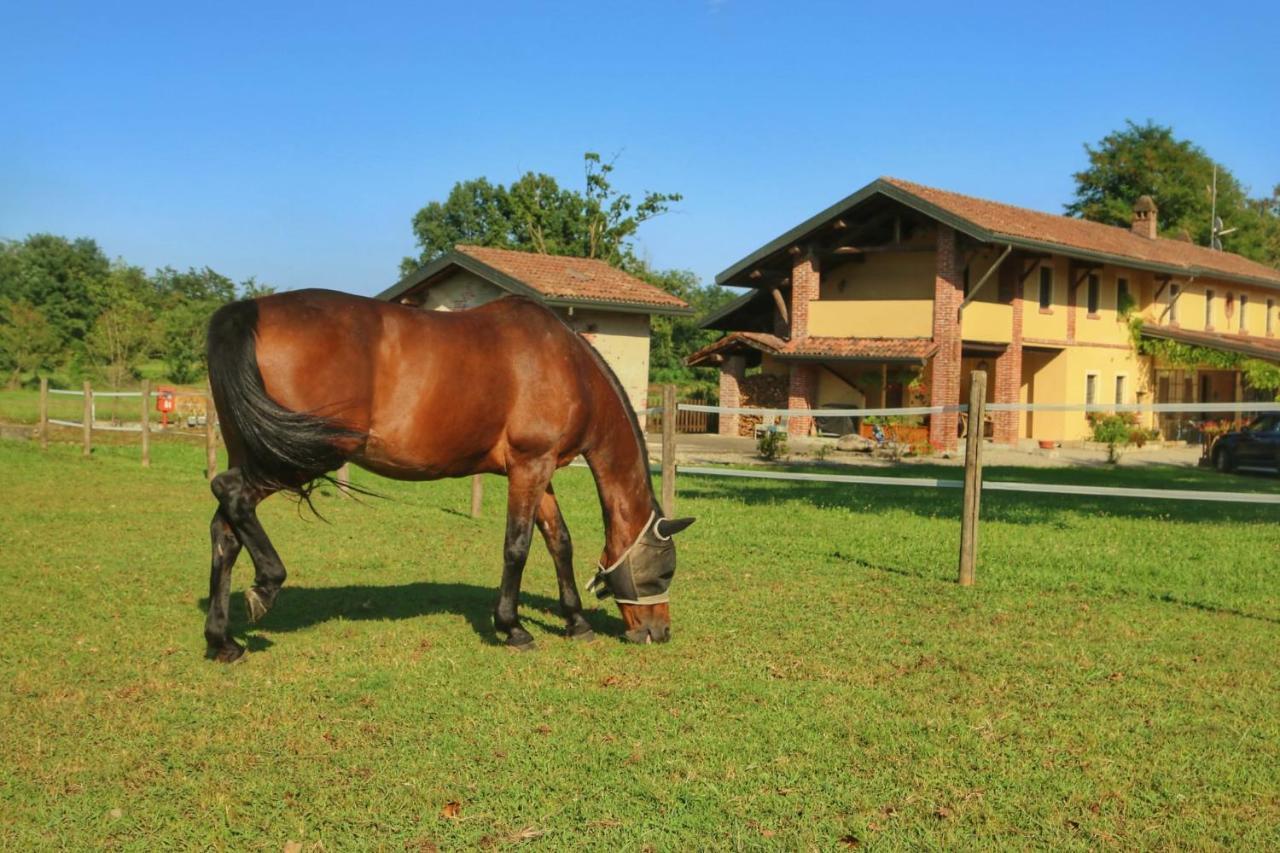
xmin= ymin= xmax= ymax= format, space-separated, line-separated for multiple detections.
xmin=401 ymin=152 xmax=681 ymax=274
xmin=1066 ymin=120 xmax=1280 ymax=265
xmin=0 ymin=234 xmax=110 ymax=348
xmin=0 ymin=298 xmax=60 ymax=388
xmin=151 ymin=267 xmax=273 ymax=383
xmin=641 ymin=266 xmax=737 ymax=384
xmin=84 ymin=264 xmax=154 ymax=389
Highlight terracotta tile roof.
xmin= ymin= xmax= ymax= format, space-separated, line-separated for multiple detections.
xmin=686 ymin=331 xmax=936 ymax=366
xmin=1141 ymin=324 xmax=1280 ymax=362
xmin=882 ymin=177 xmax=1280 ymax=287
xmin=453 ymin=245 xmax=690 ymax=311
xmin=686 ymin=331 xmax=786 ymax=365
xmin=783 ymin=336 xmax=938 ymax=361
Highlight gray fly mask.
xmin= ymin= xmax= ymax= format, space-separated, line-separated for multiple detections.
xmin=587 ymin=512 xmax=682 ymax=605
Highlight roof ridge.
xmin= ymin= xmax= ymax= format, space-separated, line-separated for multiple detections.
xmin=881 ymin=176 xmax=1278 ymax=275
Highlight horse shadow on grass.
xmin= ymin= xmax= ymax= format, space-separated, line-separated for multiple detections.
xmin=197 ymin=581 xmax=627 ymax=651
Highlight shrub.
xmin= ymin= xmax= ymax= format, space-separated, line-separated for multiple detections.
xmin=757 ymin=429 xmax=787 ymax=461
xmin=1090 ymin=414 xmax=1131 ymax=464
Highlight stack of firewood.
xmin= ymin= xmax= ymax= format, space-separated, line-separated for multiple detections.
xmin=737 ymin=374 xmax=789 ymax=437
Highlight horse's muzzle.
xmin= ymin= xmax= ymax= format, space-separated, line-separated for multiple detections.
xmin=618 ymin=602 xmax=671 ymax=644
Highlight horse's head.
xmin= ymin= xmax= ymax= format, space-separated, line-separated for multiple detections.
xmin=588 ymin=515 xmax=695 ymax=644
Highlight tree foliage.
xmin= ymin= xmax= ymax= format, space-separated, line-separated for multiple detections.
xmin=402 ymin=152 xmax=727 ymax=383
xmin=0 ymin=298 xmax=60 ymax=389
xmin=641 ymin=266 xmax=737 ymax=385
xmin=402 ymin=152 xmax=682 ymax=274
xmin=0 ymin=235 xmax=272 ymax=387
xmin=1067 ymin=120 xmax=1280 ymax=265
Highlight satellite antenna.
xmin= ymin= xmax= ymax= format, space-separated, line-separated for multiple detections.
xmin=1209 ymin=163 xmax=1237 ymax=250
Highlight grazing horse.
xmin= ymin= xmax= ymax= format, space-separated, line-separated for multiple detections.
xmin=203 ymin=289 xmax=694 ymax=662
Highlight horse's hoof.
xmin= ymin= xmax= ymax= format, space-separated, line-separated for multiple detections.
xmin=208 ymin=642 xmax=245 ymax=663
xmin=505 ymin=628 xmax=535 ymax=651
xmin=569 ymin=627 xmax=596 ymax=643
xmin=244 ymin=587 xmax=269 ymax=623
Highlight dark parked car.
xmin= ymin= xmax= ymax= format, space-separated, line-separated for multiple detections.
xmin=1211 ymin=414 xmax=1280 ymax=473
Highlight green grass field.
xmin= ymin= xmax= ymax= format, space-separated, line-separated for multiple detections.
xmin=2 ymin=437 xmax=1278 ymax=849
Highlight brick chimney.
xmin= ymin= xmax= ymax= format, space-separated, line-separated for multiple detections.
xmin=1131 ymin=195 xmax=1158 ymax=239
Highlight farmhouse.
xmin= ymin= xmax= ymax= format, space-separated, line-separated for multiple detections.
xmin=378 ymin=244 xmax=692 ymax=419
xmin=690 ymin=177 xmax=1280 ymax=448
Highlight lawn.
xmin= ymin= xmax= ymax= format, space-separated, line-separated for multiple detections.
xmin=1 ymin=437 xmax=1278 ymax=849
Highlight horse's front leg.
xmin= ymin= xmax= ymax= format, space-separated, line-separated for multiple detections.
xmin=534 ymin=485 xmax=593 ymax=641
xmin=495 ymin=462 xmax=553 ymax=650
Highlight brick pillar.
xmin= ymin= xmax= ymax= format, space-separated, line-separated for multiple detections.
xmin=718 ymin=355 xmax=745 ymax=436
xmin=789 ymin=252 xmax=819 ymax=340
xmin=993 ymin=262 xmax=1023 ymax=445
xmin=787 ymin=364 xmax=817 ymax=436
xmin=929 ymin=225 xmax=962 ymax=450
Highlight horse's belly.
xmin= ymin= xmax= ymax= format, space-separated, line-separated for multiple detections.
xmin=351 ymin=428 xmax=507 ymax=481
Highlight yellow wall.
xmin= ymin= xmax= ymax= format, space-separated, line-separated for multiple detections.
xmin=1022 ymin=257 xmax=1069 ymax=341
xmin=962 ymin=301 xmax=1012 ymax=343
xmin=559 ymin=308 xmax=652 ymax=420
xmin=810 ymin=253 xmax=935 ymax=338
xmin=1021 ymin=345 xmax=1148 ymax=442
xmin=1074 ymin=265 xmax=1141 ymax=347
xmin=1148 ymin=277 xmax=1280 ymax=337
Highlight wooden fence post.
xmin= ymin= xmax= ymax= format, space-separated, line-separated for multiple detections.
xmin=661 ymin=384 xmax=677 ymax=517
xmin=336 ymin=462 xmax=351 ymax=496
xmin=958 ymin=370 xmax=987 ymax=587
xmin=39 ymin=377 xmax=49 ymax=450
xmin=82 ymin=380 xmax=92 ymax=457
xmin=140 ymin=379 xmax=151 ymax=468
xmin=205 ymin=382 xmax=217 ymax=482
xmin=471 ymin=474 xmax=483 ymax=518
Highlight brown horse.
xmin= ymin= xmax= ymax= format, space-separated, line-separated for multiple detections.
xmin=203 ymin=289 xmax=693 ymax=662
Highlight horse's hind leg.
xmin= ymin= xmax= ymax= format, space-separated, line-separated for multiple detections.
xmin=494 ymin=460 xmax=554 ymax=650
xmin=205 ymin=508 xmax=245 ymax=661
xmin=534 ymin=485 xmax=593 ymax=641
xmin=211 ymin=468 xmax=286 ymax=624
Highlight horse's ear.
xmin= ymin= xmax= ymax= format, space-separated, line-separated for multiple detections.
xmin=657 ymin=517 xmax=696 ymax=538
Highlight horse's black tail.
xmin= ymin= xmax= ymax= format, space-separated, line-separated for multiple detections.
xmin=206 ymin=299 xmax=365 ymax=498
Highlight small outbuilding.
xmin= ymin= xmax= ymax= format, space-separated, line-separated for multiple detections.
xmin=378 ymin=245 xmax=693 ymax=420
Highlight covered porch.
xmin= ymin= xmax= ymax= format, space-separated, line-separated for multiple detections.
xmin=687 ymin=332 xmax=938 ymax=439
xmin=1142 ymin=324 xmax=1280 ymax=440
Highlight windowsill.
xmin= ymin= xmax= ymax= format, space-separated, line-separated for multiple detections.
xmin=1039 ymin=307 xmax=1054 ymax=315
xmin=1086 ymin=312 xmax=1101 ymax=320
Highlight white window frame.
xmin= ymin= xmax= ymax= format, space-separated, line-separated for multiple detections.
xmin=1085 ymin=372 xmax=1100 ymax=406
xmin=1114 ymin=373 xmax=1128 ymax=405
xmin=1168 ymin=283 xmax=1180 ymax=324
xmin=1205 ymin=289 xmax=1215 ymax=329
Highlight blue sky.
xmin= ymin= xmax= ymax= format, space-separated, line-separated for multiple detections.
xmin=3 ymin=1 xmax=1278 ymax=296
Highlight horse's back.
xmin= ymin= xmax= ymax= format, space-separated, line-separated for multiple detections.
xmin=250 ymin=290 xmax=597 ymax=478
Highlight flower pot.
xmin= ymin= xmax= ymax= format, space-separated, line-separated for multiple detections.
xmin=1038 ymin=440 xmax=1056 ymax=450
